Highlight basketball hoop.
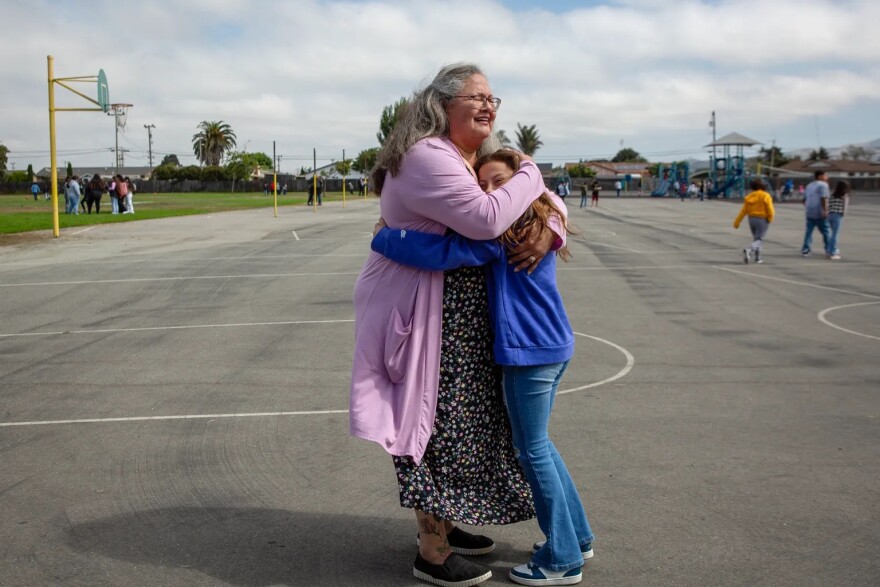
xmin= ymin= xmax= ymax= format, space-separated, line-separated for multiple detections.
xmin=108 ymin=103 xmax=133 ymax=133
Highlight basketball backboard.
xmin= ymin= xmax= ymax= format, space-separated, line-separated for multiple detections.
xmin=97 ymin=69 xmax=109 ymax=113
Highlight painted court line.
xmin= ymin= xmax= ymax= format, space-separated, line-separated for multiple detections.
xmin=0 ymin=319 xmax=355 ymax=339
xmin=713 ymin=266 xmax=880 ymax=299
xmin=558 ymin=333 xmax=635 ymax=395
xmin=291 ymin=230 xmax=300 ymax=240
xmin=0 ymin=253 xmax=370 ymax=267
xmin=0 ymin=332 xmax=633 ymax=427
xmin=0 ymin=271 xmax=361 ymax=288
xmin=580 ymin=241 xmax=642 ymax=253
xmin=0 ymin=410 xmax=350 ymax=428
xmin=69 ymin=226 xmax=98 ymax=236
xmin=817 ymin=301 xmax=880 ymax=341
xmin=558 ymin=265 xmax=699 ymax=272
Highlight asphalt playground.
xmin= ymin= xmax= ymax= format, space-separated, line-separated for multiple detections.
xmin=1 ymin=193 xmax=878 ymax=586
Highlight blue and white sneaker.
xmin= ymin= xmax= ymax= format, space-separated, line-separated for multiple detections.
xmin=509 ymin=562 xmax=582 ymax=586
xmin=532 ymin=541 xmax=593 ymax=560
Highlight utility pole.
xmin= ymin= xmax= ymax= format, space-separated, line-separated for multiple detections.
xmin=144 ymin=124 xmax=155 ymax=168
xmin=770 ymin=139 xmax=776 ymax=168
xmin=118 ymin=148 xmax=130 ymax=168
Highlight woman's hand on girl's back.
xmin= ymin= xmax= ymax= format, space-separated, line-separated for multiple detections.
xmin=508 ymin=224 xmax=556 ymax=275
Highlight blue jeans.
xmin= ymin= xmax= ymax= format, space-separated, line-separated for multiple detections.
xmin=66 ymin=193 xmax=79 ymax=214
xmin=502 ymin=361 xmax=593 ymax=571
xmin=827 ymin=213 xmax=843 ymax=255
xmin=802 ymin=216 xmax=830 ymax=255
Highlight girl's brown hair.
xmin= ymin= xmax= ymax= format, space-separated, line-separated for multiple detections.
xmin=831 ymin=180 xmax=850 ymax=199
xmin=474 ymin=150 xmax=575 ymax=261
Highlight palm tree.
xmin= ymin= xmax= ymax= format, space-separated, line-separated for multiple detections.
xmin=515 ymin=123 xmax=543 ymax=156
xmin=192 ymin=121 xmax=237 ymax=166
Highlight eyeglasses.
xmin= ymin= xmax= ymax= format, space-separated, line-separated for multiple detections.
xmin=454 ymin=94 xmax=501 ymax=110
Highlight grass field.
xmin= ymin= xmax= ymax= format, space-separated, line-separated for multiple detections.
xmin=0 ymin=191 xmax=370 ymax=234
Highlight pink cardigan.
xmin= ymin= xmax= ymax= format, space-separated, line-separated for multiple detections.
xmin=349 ymin=137 xmax=546 ymax=463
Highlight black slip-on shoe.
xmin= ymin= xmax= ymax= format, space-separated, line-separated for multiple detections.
xmin=413 ymin=552 xmax=492 ymax=587
xmin=416 ymin=526 xmax=496 ymax=556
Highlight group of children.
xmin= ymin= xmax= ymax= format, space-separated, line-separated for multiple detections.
xmin=58 ymin=174 xmax=136 ymax=216
xmin=733 ymin=175 xmax=851 ymax=264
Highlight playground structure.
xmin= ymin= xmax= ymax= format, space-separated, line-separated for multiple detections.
xmin=705 ymin=132 xmax=760 ymax=198
xmin=650 ymin=161 xmax=690 ymax=197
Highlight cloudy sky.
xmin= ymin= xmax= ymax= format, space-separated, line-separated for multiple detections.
xmin=2 ymin=0 xmax=878 ymax=171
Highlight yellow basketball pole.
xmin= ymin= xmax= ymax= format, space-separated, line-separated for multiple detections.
xmin=46 ymin=56 xmax=111 ymax=238
xmin=312 ymin=148 xmax=318 ymax=212
xmin=273 ymin=140 xmax=278 ymax=218
xmin=47 ymin=56 xmax=60 ymax=237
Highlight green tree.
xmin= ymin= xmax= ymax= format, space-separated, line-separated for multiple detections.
xmin=66 ymin=161 xmax=73 ymax=178
xmin=192 ymin=121 xmax=237 ymax=166
xmin=0 ymin=143 xmax=7 ymax=179
xmin=160 ymin=154 xmax=180 ymax=166
xmin=611 ymin=148 xmax=647 ymax=163
xmin=566 ymin=163 xmax=597 ymax=178
xmin=758 ymin=146 xmax=790 ymax=167
xmin=352 ymin=147 xmax=379 ymax=173
xmin=515 ymin=123 xmax=543 ymax=156
xmin=335 ymin=159 xmax=353 ymax=176
xmin=225 ymin=151 xmax=272 ymax=182
xmin=26 ymin=164 xmax=34 ymax=182
xmin=377 ymin=98 xmax=409 ymax=146
xmin=808 ymin=147 xmax=830 ymax=161
xmin=495 ymin=130 xmax=512 ymax=148
xmin=7 ymin=170 xmax=28 ymax=182
xmin=250 ymin=152 xmax=273 ymax=169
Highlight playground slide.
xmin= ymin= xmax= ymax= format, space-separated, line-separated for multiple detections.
xmin=707 ymin=171 xmax=741 ymax=197
xmin=650 ymin=179 xmax=670 ymax=197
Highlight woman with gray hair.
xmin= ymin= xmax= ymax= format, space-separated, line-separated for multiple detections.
xmin=350 ymin=63 xmax=563 ymax=586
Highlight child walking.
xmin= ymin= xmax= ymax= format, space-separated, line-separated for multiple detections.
xmin=827 ymin=180 xmax=850 ymax=261
xmin=733 ymin=179 xmax=775 ymax=264
xmin=372 ymin=150 xmax=593 ymax=586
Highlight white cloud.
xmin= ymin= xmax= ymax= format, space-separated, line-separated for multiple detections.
xmin=2 ymin=0 xmax=878 ymax=169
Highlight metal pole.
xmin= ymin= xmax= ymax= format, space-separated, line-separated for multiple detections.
xmin=47 ymin=55 xmax=60 ymax=237
xmin=273 ymin=140 xmax=278 ymax=218
xmin=313 ymin=148 xmax=317 ymax=212
xmin=144 ymin=124 xmax=155 ymax=167
xmin=114 ymin=108 xmax=119 ymax=174
xmin=342 ymin=149 xmax=346 ymax=208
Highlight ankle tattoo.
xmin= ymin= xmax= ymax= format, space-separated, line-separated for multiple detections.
xmin=419 ymin=515 xmax=451 ymax=556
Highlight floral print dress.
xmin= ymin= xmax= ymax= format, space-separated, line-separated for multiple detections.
xmin=393 ymin=266 xmax=535 ymax=525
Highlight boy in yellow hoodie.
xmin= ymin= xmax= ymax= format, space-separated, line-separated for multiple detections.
xmin=734 ymin=179 xmax=775 ymax=264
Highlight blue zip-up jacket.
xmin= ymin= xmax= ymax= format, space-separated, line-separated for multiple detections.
xmin=371 ymin=227 xmax=574 ymax=366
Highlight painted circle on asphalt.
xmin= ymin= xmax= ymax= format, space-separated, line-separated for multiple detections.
xmin=817 ymin=301 xmax=880 ymax=341
xmin=558 ymin=332 xmax=635 ymax=395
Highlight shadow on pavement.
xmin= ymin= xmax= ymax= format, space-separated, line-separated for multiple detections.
xmin=65 ymin=506 xmax=418 ymax=586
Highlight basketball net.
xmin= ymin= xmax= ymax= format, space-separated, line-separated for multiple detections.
xmin=109 ymin=103 xmax=132 ymax=134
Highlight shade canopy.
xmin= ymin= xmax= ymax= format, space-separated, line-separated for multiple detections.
xmin=705 ymin=132 xmax=762 ymax=147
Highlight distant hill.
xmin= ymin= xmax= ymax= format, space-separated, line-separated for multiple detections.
xmin=787 ymin=138 xmax=880 ymax=161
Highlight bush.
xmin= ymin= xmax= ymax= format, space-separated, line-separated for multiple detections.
xmin=5 ymin=170 xmax=28 ymax=183
xmin=152 ymin=164 xmax=178 ymax=180
xmin=200 ymin=166 xmax=229 ymax=181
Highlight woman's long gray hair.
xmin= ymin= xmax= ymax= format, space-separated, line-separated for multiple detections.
xmin=370 ymin=62 xmax=502 ymax=194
